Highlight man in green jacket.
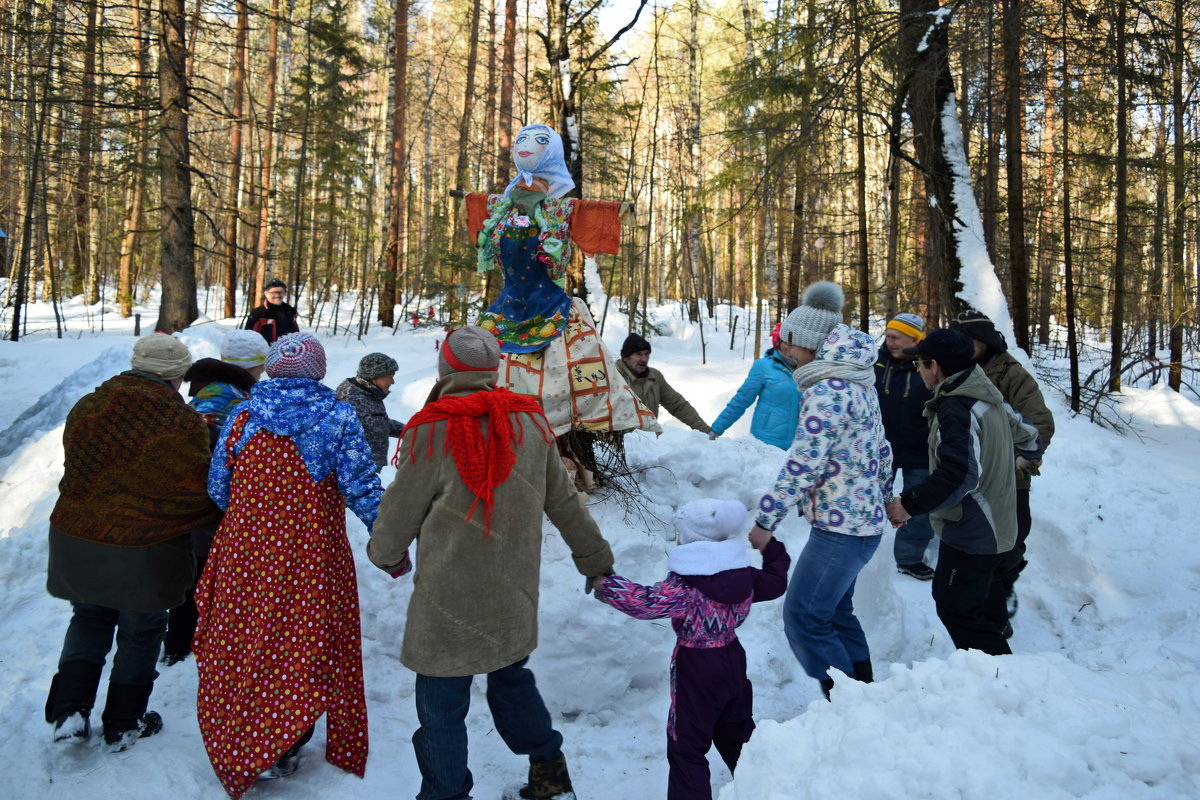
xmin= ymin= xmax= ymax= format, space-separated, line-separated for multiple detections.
xmin=885 ymin=329 xmax=1043 ymax=656
xmin=368 ymin=326 xmax=614 ymax=800
xmin=616 ymin=332 xmax=713 ymax=434
xmin=950 ymin=309 xmax=1055 ymax=634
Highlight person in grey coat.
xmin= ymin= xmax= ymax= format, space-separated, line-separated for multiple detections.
xmin=336 ymin=352 xmax=406 ymax=470
xmin=45 ymin=334 xmax=220 ymax=751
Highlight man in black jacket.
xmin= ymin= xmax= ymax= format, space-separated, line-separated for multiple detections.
xmin=245 ymin=278 xmax=300 ymax=344
xmin=874 ymin=312 xmax=936 ymax=581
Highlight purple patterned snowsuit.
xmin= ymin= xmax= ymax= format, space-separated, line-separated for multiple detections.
xmin=597 ymin=539 xmax=790 ymax=800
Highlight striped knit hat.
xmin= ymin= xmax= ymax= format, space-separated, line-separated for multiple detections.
xmin=265 ymin=332 xmax=327 ymax=380
xmin=886 ymin=312 xmax=925 ymax=341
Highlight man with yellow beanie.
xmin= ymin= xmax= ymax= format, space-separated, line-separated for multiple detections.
xmin=874 ymin=313 xmax=936 ymax=580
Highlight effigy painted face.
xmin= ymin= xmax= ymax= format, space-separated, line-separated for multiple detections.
xmin=514 ymin=128 xmax=552 ymax=173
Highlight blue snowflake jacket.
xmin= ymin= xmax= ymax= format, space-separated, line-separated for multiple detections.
xmin=208 ymin=377 xmax=382 ymax=529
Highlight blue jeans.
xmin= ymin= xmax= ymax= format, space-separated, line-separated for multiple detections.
xmin=413 ymin=657 xmax=564 ymax=800
xmin=893 ymin=468 xmax=936 ymax=565
xmin=784 ymin=527 xmax=881 ymax=682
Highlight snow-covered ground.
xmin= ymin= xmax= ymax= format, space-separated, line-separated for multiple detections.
xmin=1 ymin=286 xmax=1198 ymax=799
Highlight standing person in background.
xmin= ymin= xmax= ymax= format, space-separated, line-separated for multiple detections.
xmin=45 ymin=333 xmax=219 ymax=750
xmin=245 ymin=278 xmax=299 ymax=344
xmin=367 ymin=326 xmax=615 ymax=800
xmin=195 ymin=333 xmax=381 ymax=798
xmin=617 ymin=332 xmax=713 ymax=434
xmin=874 ymin=313 xmax=937 ymax=581
xmin=747 ymin=282 xmax=894 ymax=700
xmin=950 ymin=310 xmax=1055 ymax=634
xmin=336 ymin=352 xmax=407 ymax=471
xmin=885 ymin=330 xmax=1042 ymax=656
xmin=160 ymin=329 xmax=270 ymax=666
xmin=708 ymin=323 xmax=801 ymax=450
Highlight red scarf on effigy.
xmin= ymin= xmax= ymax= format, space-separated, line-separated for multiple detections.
xmin=395 ymin=387 xmax=554 ymax=535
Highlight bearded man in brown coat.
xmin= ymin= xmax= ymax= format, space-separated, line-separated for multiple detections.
xmin=45 ymin=333 xmax=220 ymax=751
xmin=368 ymin=326 xmax=614 ymax=800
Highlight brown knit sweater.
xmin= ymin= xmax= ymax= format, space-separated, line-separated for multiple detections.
xmin=51 ymin=373 xmax=221 ymax=547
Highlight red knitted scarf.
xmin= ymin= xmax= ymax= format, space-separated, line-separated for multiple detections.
xmin=395 ymin=387 xmax=553 ymax=535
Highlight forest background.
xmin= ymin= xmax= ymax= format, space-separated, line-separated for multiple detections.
xmin=1 ymin=0 xmax=1197 ymax=411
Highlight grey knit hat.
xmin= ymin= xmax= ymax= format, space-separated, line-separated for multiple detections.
xmin=779 ymin=281 xmax=845 ymax=351
xmin=131 ymin=333 xmax=192 ymax=380
xmin=438 ymin=326 xmax=501 ymax=377
xmin=357 ymin=352 xmax=399 ymax=381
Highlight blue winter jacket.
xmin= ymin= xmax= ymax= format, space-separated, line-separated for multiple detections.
xmin=209 ymin=377 xmax=382 ymax=529
xmin=711 ymin=349 xmax=800 ymax=450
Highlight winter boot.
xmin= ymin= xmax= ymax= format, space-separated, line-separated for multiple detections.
xmin=819 ymin=678 xmax=835 ymax=701
xmin=101 ymin=682 xmax=163 ymax=752
xmin=259 ymin=726 xmax=314 ymax=781
xmin=851 ymin=659 xmax=874 ymax=683
xmin=502 ymin=753 xmax=576 ymax=800
xmin=45 ymin=661 xmax=103 ymax=743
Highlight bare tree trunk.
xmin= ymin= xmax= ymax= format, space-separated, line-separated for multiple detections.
xmin=251 ymin=0 xmax=280 ymax=307
xmin=482 ymin=0 xmax=497 ymax=191
xmin=1003 ymin=0 xmax=1029 ymax=350
xmin=1035 ymin=73 xmax=1057 ymax=344
xmin=12 ymin=0 xmax=61 ymax=339
xmin=382 ymin=0 xmax=409 ymax=327
xmin=118 ymin=0 xmax=151 ymax=318
xmin=1061 ymin=0 xmax=1080 ymax=411
xmin=496 ymin=0 xmax=517 ymax=190
xmin=70 ymin=0 xmax=98 ymax=301
xmin=156 ymin=0 xmax=200 ymax=333
xmin=884 ymin=98 xmax=902 ymax=320
xmin=1149 ymin=114 xmax=1166 ymax=357
xmin=852 ymin=0 xmax=869 ymax=331
xmin=453 ymin=0 xmax=483 ymax=250
xmin=1167 ymin=0 xmax=1186 ymax=390
xmin=1108 ymin=0 xmax=1127 ymax=392
xmin=221 ymin=0 xmax=248 ymax=319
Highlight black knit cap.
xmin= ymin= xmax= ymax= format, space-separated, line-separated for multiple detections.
xmin=264 ymin=278 xmax=286 ymax=290
xmin=948 ymin=308 xmax=1007 ymax=353
xmin=902 ymin=329 xmax=976 ymax=375
xmin=621 ymin=332 xmax=652 ymax=359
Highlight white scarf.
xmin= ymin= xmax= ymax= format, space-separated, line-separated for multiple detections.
xmin=668 ymin=539 xmax=751 ymax=576
xmin=793 ymin=358 xmax=875 ymax=392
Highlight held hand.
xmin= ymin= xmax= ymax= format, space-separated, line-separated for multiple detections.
xmin=885 ymin=499 xmax=911 ymax=528
xmin=748 ymin=525 xmax=773 ymax=551
xmin=1016 ymin=456 xmax=1042 ymax=477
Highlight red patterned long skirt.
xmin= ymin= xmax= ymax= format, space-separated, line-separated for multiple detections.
xmin=194 ymin=418 xmax=368 ymax=799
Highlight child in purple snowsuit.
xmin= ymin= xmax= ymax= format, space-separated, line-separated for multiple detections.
xmin=596 ymin=498 xmax=790 ymax=800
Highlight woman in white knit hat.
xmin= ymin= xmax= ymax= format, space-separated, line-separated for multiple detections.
xmin=747 ymin=281 xmax=895 ymax=700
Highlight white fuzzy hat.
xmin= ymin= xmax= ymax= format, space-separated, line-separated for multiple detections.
xmin=779 ymin=281 xmax=845 ymax=351
xmin=220 ymin=329 xmax=269 ymax=368
xmin=674 ymin=498 xmax=749 ymax=545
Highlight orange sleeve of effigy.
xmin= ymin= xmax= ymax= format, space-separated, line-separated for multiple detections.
xmin=570 ymin=200 xmax=623 ymax=255
xmin=464 ymin=192 xmax=491 ymax=241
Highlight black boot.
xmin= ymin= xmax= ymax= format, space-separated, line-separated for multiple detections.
xmin=851 ymin=659 xmax=874 ymax=683
xmin=101 ymin=682 xmax=163 ymax=752
xmin=819 ymin=678 xmax=835 ymax=701
xmin=503 ymin=752 xmax=577 ymax=800
xmin=45 ymin=661 xmax=103 ymax=742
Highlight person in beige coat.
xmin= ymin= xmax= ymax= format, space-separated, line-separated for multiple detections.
xmin=368 ymin=326 xmax=614 ymax=800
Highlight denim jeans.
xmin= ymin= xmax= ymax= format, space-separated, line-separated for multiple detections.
xmin=413 ymin=657 xmax=564 ymax=800
xmin=783 ymin=527 xmax=881 ymax=682
xmin=59 ymin=602 xmax=167 ymax=686
xmin=892 ymin=468 xmax=936 ymax=565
